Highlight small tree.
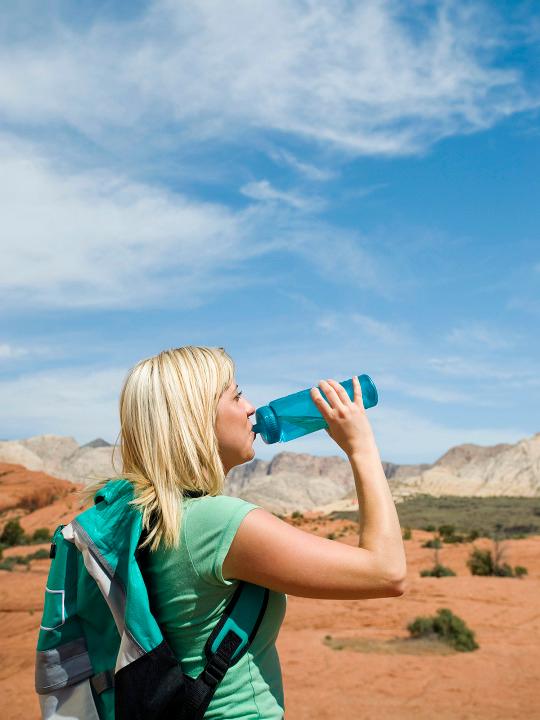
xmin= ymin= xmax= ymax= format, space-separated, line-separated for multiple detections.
xmin=0 ymin=519 xmax=26 ymax=547
xmin=32 ymin=528 xmax=52 ymax=543
xmin=467 ymin=548 xmax=494 ymax=576
xmin=421 ymin=529 xmax=456 ymax=577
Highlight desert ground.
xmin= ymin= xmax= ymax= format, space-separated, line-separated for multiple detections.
xmin=1 ymin=464 xmax=539 ymax=719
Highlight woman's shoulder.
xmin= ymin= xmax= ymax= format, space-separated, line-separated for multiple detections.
xmin=185 ymin=493 xmax=259 ymax=524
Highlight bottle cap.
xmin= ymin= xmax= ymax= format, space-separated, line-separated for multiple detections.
xmin=254 ymin=405 xmax=281 ymax=444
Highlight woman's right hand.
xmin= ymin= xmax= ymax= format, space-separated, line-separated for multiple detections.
xmin=310 ymin=377 xmax=378 ymax=459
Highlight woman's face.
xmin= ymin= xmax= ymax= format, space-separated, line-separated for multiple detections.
xmin=215 ymin=379 xmax=256 ymax=474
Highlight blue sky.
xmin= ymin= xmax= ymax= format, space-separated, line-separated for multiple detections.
xmin=1 ymin=0 xmax=539 ymax=464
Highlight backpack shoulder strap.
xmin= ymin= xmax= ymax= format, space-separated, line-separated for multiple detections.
xmin=182 ymin=582 xmax=269 ymax=720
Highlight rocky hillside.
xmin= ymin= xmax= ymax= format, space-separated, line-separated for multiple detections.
xmin=387 ymin=432 xmax=540 ymax=500
xmin=0 ymin=432 xmax=539 ymax=514
xmin=0 ymin=463 xmax=84 ymax=535
xmin=0 ymin=436 xmax=117 ymax=485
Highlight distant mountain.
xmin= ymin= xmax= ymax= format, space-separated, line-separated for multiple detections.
xmin=0 ymin=435 xmax=118 ymax=485
xmin=0 ymin=432 xmax=538 ymax=514
xmin=81 ymin=438 xmax=112 ymax=449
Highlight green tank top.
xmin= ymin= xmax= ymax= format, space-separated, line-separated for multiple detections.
xmin=142 ymin=494 xmax=287 ymax=719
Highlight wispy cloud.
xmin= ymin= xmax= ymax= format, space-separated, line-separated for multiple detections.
xmin=267 ymin=149 xmax=336 ymax=181
xmin=0 ymin=136 xmax=289 ymax=309
xmin=240 ymin=179 xmax=319 ymax=210
xmin=0 ymin=1 xmax=535 ymax=157
xmin=444 ymin=322 xmax=515 ymax=350
xmin=427 ymin=355 xmax=539 ymax=387
xmin=0 ymin=343 xmax=28 ymax=360
xmin=0 ymin=366 xmax=124 ymax=443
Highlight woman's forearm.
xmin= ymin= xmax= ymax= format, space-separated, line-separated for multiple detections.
xmin=349 ymin=447 xmax=406 ymax=581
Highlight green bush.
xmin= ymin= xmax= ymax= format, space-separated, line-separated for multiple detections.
xmin=0 ymin=548 xmax=51 ymax=571
xmin=494 ymin=562 xmax=514 ymax=577
xmin=467 ymin=548 xmax=527 ymax=578
xmin=402 ymin=527 xmax=412 ymax=540
xmin=0 ymin=519 xmax=26 ymax=547
xmin=438 ymin=524 xmax=455 ymax=538
xmin=467 ymin=548 xmax=494 ymax=576
xmin=422 ymin=538 xmax=442 ymax=549
xmin=420 ymin=564 xmax=456 ymax=577
xmin=408 ymin=608 xmax=478 ymax=652
xmin=32 ymin=528 xmax=52 ymax=543
xmin=291 ymin=511 xmax=303 ymax=519
xmin=29 ymin=548 xmax=51 ymax=560
xmin=326 ymin=532 xmax=336 ymax=540
xmin=422 ymin=524 xmax=436 ymax=532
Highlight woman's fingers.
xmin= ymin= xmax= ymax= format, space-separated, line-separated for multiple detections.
xmin=318 ymin=379 xmax=342 ymax=409
xmin=310 ymin=385 xmax=331 ymax=418
xmin=327 ymin=378 xmax=350 ymax=405
xmin=352 ymin=375 xmax=364 ymax=407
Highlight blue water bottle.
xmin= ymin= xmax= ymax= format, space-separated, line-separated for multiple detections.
xmin=252 ymin=374 xmax=378 ymax=444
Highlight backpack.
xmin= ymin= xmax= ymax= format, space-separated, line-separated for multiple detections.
xmin=35 ymin=479 xmax=268 ymax=720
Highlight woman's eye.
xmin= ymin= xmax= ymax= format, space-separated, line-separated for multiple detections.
xmin=235 ymin=391 xmax=243 ymax=401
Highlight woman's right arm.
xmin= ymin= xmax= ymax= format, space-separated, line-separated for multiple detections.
xmin=222 ymin=377 xmax=407 ymax=600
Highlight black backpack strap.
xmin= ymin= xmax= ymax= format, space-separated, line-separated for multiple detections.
xmin=183 ymin=582 xmax=269 ymax=719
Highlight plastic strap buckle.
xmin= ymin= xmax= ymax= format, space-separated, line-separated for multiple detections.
xmin=202 ymin=652 xmax=229 ymax=688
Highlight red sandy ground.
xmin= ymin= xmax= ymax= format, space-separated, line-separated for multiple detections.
xmin=1 ymin=467 xmax=539 ymax=719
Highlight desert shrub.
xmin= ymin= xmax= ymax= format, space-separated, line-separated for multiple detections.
xmin=422 ymin=524 xmax=436 ymax=532
xmin=0 ymin=548 xmax=51 ymax=571
xmin=29 ymin=548 xmax=51 ymax=560
xmin=291 ymin=511 xmax=303 ymax=519
xmin=32 ymin=528 xmax=52 ymax=543
xmin=402 ymin=527 xmax=412 ymax=540
xmin=494 ymin=562 xmax=514 ymax=577
xmin=19 ymin=488 xmax=62 ymax=513
xmin=420 ymin=564 xmax=456 ymax=577
xmin=326 ymin=532 xmax=336 ymax=540
xmin=438 ymin=524 xmax=455 ymax=538
xmin=467 ymin=529 xmax=481 ymax=542
xmin=0 ymin=519 xmax=26 ymax=547
xmin=407 ymin=608 xmax=478 ymax=652
xmin=422 ymin=538 xmax=441 ymax=549
xmin=0 ymin=558 xmax=16 ymax=571
xmin=467 ymin=548 xmax=526 ymax=578
xmin=467 ymin=548 xmax=494 ymax=576
xmin=503 ymin=524 xmax=538 ymax=536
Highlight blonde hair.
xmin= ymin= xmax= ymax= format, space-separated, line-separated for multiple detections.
xmin=84 ymin=346 xmax=235 ymax=551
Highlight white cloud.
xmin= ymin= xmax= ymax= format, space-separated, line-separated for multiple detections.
xmin=369 ymin=405 xmax=529 ymax=464
xmin=267 ymin=149 xmax=336 ymax=181
xmin=240 ymin=179 xmax=318 ymax=210
xmin=0 ymin=136 xmax=288 ymax=309
xmin=0 ymin=1 xmax=535 ymax=156
xmin=427 ymin=355 xmax=539 ymax=385
xmin=0 ymin=133 xmax=394 ymax=310
xmin=445 ymin=322 xmax=514 ymax=350
xmin=0 ymin=367 xmax=124 ymax=443
xmin=0 ymin=343 xmax=28 ymax=360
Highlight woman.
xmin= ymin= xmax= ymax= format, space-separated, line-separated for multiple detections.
xmin=119 ymin=345 xmax=406 ymax=719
